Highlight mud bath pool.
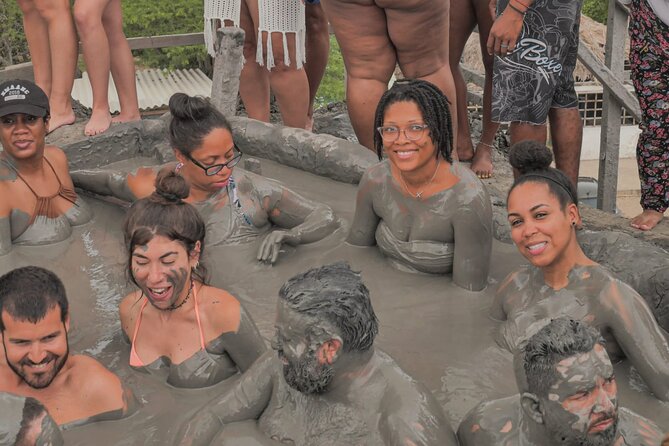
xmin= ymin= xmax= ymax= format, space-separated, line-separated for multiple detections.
xmin=1 ymin=157 xmax=667 ymax=445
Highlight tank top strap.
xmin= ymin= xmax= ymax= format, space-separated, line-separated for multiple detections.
xmin=42 ymin=157 xmax=62 ymax=186
xmin=44 ymin=157 xmax=78 ymax=205
xmin=192 ymin=284 xmax=207 ymax=350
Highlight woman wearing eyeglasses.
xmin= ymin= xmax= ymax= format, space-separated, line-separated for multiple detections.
xmin=347 ymin=79 xmax=492 ymax=291
xmin=72 ymin=93 xmax=338 ymax=264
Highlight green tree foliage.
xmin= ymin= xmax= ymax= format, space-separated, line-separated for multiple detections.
xmin=122 ymin=0 xmax=210 ymax=73
xmin=583 ymin=0 xmax=609 ymax=24
xmin=0 ymin=0 xmax=30 ymax=68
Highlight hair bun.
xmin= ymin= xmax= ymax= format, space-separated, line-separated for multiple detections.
xmin=169 ymin=93 xmax=210 ymax=121
xmin=152 ymin=166 xmax=190 ymax=204
xmin=509 ymin=141 xmax=554 ymax=175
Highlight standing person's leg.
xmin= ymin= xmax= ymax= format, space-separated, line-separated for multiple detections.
xmin=448 ymin=0 xmax=477 ymax=162
xmin=629 ymin=0 xmax=669 ymax=230
xmin=548 ymin=107 xmax=582 ymax=186
xmin=240 ymin=0 xmax=271 ymax=122
xmin=470 ymin=0 xmax=499 ymax=178
xmin=16 ymin=0 xmax=51 ymax=95
xmin=386 ymin=0 xmax=458 ymax=155
xmin=101 ymin=0 xmax=140 ymax=123
xmin=320 ymin=0 xmax=396 ymax=150
xmin=304 ymin=1 xmax=330 ymax=131
xmin=74 ymin=0 xmax=113 ymax=136
xmin=29 ymin=0 xmax=76 ymax=132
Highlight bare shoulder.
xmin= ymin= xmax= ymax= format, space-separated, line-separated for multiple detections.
xmin=127 ymin=165 xmax=159 ymax=199
xmin=68 ymin=355 xmax=123 ymax=394
xmin=618 ymin=407 xmax=663 ymax=445
xmin=119 ymin=291 xmax=143 ymax=334
xmin=44 ymin=145 xmax=67 ymax=164
xmin=199 ymin=285 xmax=242 ymax=333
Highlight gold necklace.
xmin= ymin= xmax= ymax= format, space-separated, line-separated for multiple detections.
xmin=399 ymin=158 xmax=441 ymax=199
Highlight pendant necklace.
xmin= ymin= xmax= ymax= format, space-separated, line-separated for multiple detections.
xmin=399 ymin=158 xmax=441 ymax=199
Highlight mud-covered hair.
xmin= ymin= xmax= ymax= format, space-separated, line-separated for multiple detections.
xmin=508 ymin=141 xmax=578 ymax=209
xmin=123 ymin=167 xmax=207 ymax=285
xmin=279 ymin=262 xmax=378 ymax=352
xmin=0 ymin=266 xmax=68 ymax=331
xmin=373 ymin=79 xmax=454 ymax=163
xmin=524 ymin=318 xmax=605 ymax=397
xmin=168 ymin=93 xmax=232 ymax=156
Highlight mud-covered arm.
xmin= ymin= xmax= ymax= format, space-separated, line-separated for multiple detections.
xmin=452 ymin=199 xmax=493 ymax=291
xmin=175 ymin=352 xmax=276 ymax=446
xmin=380 ymin=386 xmax=458 ymax=446
xmin=346 ymin=171 xmax=380 ymax=246
xmin=601 ymin=281 xmax=669 ymax=401
xmin=224 ymin=307 xmax=267 ymax=372
xmin=71 ymin=166 xmax=158 ymax=202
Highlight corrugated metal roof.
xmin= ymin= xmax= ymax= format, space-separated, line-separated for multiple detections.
xmin=71 ymin=68 xmax=212 ymax=113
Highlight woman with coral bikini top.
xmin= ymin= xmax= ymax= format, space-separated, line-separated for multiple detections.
xmin=119 ymin=167 xmax=266 ymax=389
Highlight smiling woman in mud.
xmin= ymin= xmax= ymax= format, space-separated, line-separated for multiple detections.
xmin=347 ymin=79 xmax=492 ymax=291
xmin=0 ymin=79 xmax=92 ymax=255
xmin=491 ymin=140 xmax=669 ymax=401
xmin=118 ymin=168 xmax=266 ymax=388
xmin=72 ymin=93 xmax=338 ymax=264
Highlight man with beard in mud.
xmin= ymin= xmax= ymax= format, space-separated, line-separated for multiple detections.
xmin=0 ymin=266 xmax=134 ymax=428
xmin=457 ymin=317 xmax=663 ymax=446
xmin=176 ymin=262 xmax=457 ymax=446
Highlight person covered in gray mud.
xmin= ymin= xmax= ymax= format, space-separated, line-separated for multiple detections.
xmin=175 ymin=262 xmax=458 ymax=446
xmin=0 ymin=79 xmax=92 ymax=256
xmin=347 ymin=79 xmax=492 ymax=291
xmin=71 ymin=93 xmax=338 ymax=264
xmin=458 ymin=317 xmax=664 ymax=446
xmin=119 ymin=168 xmax=266 ymax=388
xmin=0 ymin=394 xmax=63 ymax=446
xmin=492 ymin=141 xmax=669 ymax=401
xmin=0 ymin=266 xmax=135 ymax=428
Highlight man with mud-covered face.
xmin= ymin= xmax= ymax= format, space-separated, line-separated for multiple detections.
xmin=457 ymin=317 xmax=663 ymax=446
xmin=176 ymin=262 xmax=457 ymax=446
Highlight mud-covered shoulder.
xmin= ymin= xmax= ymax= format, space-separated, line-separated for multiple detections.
xmin=457 ymin=396 xmax=519 ymax=446
xmin=491 ymin=265 xmax=535 ymax=321
xmin=361 ymin=159 xmax=391 ymax=185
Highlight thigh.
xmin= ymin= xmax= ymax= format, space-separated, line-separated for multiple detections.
xmin=73 ymin=0 xmax=111 ymax=18
xmin=472 ymin=0 xmax=495 ymax=69
xmin=320 ymin=0 xmax=396 ymax=81
xmin=240 ymin=0 xmax=258 ymax=46
xmin=384 ymin=0 xmax=450 ymax=76
xmin=449 ymin=0 xmax=476 ymax=63
xmin=101 ymin=0 xmax=123 ymax=32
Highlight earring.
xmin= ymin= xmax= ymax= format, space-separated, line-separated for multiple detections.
xmin=175 ymin=162 xmax=184 ymax=174
xmin=571 ymin=221 xmax=576 ymax=227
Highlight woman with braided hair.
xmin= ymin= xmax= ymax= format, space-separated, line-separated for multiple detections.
xmin=119 ymin=167 xmax=266 ymax=389
xmin=492 ymin=140 xmax=669 ymax=401
xmin=347 ymin=79 xmax=492 ymax=291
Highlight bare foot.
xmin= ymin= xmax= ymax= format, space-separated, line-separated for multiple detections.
xmin=630 ymin=209 xmax=664 ymax=231
xmin=84 ymin=110 xmax=112 ymax=136
xmin=47 ymin=110 xmax=76 ymax=134
xmin=457 ymin=141 xmax=475 ymax=163
xmin=471 ymin=142 xmax=494 ymax=179
xmin=111 ymin=111 xmax=141 ymax=124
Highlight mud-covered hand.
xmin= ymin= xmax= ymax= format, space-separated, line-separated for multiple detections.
xmin=487 ymin=7 xmax=525 ymax=57
xmin=257 ymin=230 xmax=297 ymax=264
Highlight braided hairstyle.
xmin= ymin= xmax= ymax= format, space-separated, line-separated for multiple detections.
xmin=123 ymin=166 xmax=208 ymax=285
xmin=508 ymin=141 xmax=578 ymax=210
xmin=168 ymin=93 xmax=232 ymax=156
xmin=373 ymin=79 xmax=454 ymax=163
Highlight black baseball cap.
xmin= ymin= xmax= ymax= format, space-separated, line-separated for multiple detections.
xmin=0 ymin=79 xmax=50 ymax=118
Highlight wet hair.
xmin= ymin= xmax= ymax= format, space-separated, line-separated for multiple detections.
xmin=0 ymin=266 xmax=69 ymax=331
xmin=123 ymin=167 xmax=207 ymax=285
xmin=373 ymin=79 xmax=454 ymax=163
xmin=15 ymin=397 xmax=48 ymax=446
xmin=508 ymin=141 xmax=578 ymax=209
xmin=279 ymin=262 xmax=379 ymax=352
xmin=168 ymin=93 xmax=232 ymax=156
xmin=524 ymin=318 xmax=605 ymax=397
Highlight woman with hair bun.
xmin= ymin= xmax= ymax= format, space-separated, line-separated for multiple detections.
xmin=492 ymin=140 xmax=669 ymax=401
xmin=119 ymin=167 xmax=266 ymax=388
xmin=72 ymin=93 xmax=338 ymax=263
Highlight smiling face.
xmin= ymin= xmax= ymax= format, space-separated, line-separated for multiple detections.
xmin=272 ymin=301 xmax=334 ymax=394
xmin=540 ymin=344 xmax=619 ymax=446
xmin=381 ymin=100 xmax=438 ymax=174
xmin=1 ymin=306 xmax=69 ymax=389
xmin=0 ymin=113 xmax=47 ymax=161
xmin=175 ymin=127 xmax=237 ymax=194
xmin=130 ymin=235 xmax=198 ymax=310
xmin=507 ymin=182 xmax=579 ymax=269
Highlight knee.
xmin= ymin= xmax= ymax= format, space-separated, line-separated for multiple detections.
xmin=269 ymin=59 xmax=299 ymax=76
xmin=73 ymin=4 xmax=100 ymax=34
xmin=243 ymin=40 xmax=257 ymax=60
xmin=32 ymin=0 xmax=69 ymax=21
xmin=16 ymin=0 xmax=36 ymax=15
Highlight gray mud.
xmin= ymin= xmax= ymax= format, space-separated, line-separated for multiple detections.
xmin=0 ymin=157 xmax=667 ymax=444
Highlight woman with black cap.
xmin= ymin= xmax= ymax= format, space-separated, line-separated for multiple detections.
xmin=0 ymin=79 xmax=92 ymax=255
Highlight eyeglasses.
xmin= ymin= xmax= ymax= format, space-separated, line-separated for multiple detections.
xmin=186 ymin=146 xmax=242 ymax=176
xmin=377 ymin=124 xmax=429 ymax=142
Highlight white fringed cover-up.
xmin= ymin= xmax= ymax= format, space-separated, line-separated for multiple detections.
xmin=204 ymin=0 xmax=306 ymax=70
